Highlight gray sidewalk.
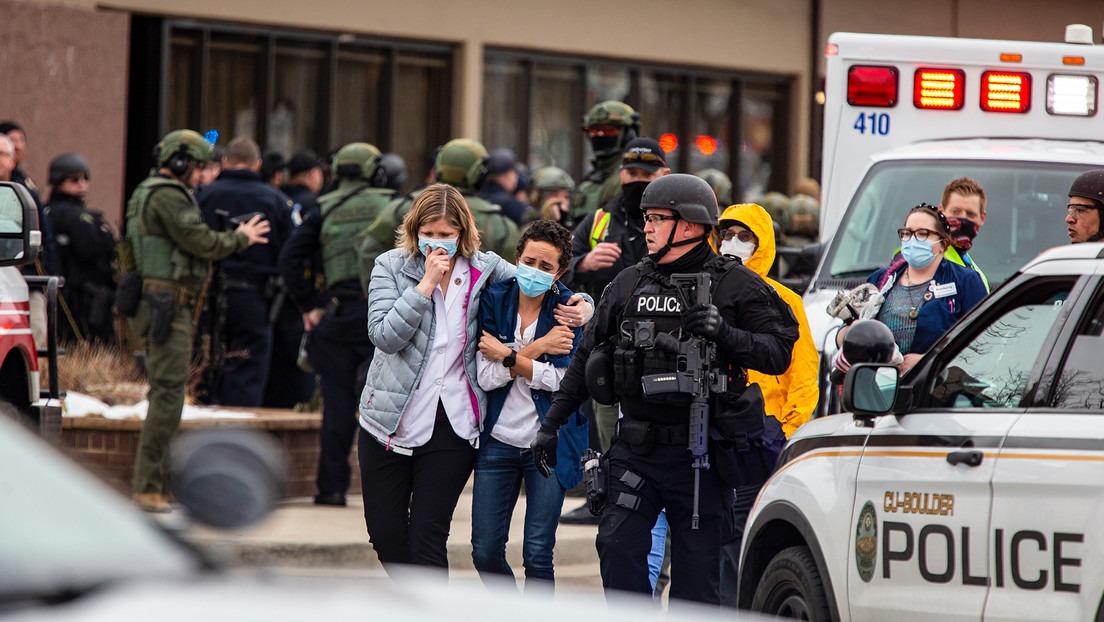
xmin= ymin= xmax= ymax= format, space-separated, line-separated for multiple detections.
xmin=180 ymin=480 xmax=603 ymax=590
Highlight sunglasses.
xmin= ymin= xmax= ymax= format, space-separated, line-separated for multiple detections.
xmin=623 ymin=151 xmax=665 ymax=165
xmin=586 ymin=126 xmax=621 ymax=138
xmin=642 ymin=213 xmax=678 ymax=225
xmin=721 ymin=229 xmax=756 ymax=243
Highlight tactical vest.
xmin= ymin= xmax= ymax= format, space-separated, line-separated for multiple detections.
xmin=465 ymin=192 xmax=520 ymax=263
xmin=125 ymin=175 xmax=206 ymax=285
xmin=572 ymin=168 xmax=621 ymax=220
xmin=318 ymin=184 xmax=394 ymax=290
xmin=611 ymin=255 xmax=741 ymax=404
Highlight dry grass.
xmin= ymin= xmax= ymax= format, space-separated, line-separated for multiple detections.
xmin=50 ymin=341 xmax=147 ymax=405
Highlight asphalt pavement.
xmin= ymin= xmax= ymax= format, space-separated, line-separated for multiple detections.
xmin=178 ymin=479 xmax=604 ymax=592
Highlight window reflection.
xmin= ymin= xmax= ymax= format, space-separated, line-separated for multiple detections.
xmin=530 ymin=64 xmax=581 ymax=173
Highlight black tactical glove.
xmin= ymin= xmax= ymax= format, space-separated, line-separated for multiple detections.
xmin=685 ymin=303 xmax=726 ymax=341
xmin=530 ymin=422 xmax=559 ymax=478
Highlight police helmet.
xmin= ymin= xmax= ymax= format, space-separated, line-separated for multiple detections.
xmin=695 ymin=168 xmax=733 ymax=206
xmin=379 ymin=152 xmax=408 ymax=191
xmin=435 ymin=138 xmax=489 ymax=190
xmin=640 ymin=173 xmax=719 ymax=226
xmin=155 ymin=129 xmax=215 ymax=170
xmin=48 ymin=153 xmax=90 ymax=186
xmin=1068 ymin=169 xmax=1104 ymax=207
xmin=332 ymin=142 xmax=384 ymax=186
xmin=582 ymin=101 xmax=641 ymax=158
xmin=756 ymin=191 xmax=791 ymax=233
xmin=532 ymin=166 xmax=575 ymax=193
xmin=841 ymin=320 xmax=897 ymax=365
xmin=786 ymin=193 xmax=821 ymax=238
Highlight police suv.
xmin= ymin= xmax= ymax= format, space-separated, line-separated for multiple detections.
xmin=740 ymin=242 xmax=1104 ymax=621
xmin=805 ymin=28 xmax=1104 ymax=414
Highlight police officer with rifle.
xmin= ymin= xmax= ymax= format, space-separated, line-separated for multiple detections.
xmin=531 ymin=174 xmax=798 ymax=604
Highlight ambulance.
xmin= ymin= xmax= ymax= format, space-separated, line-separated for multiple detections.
xmin=803 ymin=27 xmax=1104 ymax=413
xmin=0 ymin=182 xmax=61 ymax=439
xmin=739 ymin=240 xmax=1104 ymax=620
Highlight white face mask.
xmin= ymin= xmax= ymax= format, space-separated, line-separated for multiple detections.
xmin=721 ymin=238 xmax=756 ymax=262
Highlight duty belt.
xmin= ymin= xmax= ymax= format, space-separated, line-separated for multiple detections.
xmin=142 ymin=278 xmax=198 ymax=308
xmin=618 ymin=419 xmax=689 ymax=445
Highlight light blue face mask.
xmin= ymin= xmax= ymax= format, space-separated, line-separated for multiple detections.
xmin=901 ymin=237 xmax=935 ymax=269
xmin=516 ymin=263 xmax=556 ymax=298
xmin=419 ymin=236 xmax=458 ymax=258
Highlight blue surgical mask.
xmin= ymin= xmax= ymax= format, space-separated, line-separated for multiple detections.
xmin=516 ymin=263 xmax=556 ymax=298
xmin=901 ymin=237 xmax=935 ymax=269
xmin=419 ymin=236 xmax=458 ymax=258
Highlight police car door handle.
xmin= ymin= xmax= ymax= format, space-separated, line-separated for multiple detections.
xmin=946 ymin=449 xmax=983 ymax=467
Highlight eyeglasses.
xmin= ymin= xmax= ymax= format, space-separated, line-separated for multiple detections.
xmin=64 ymin=173 xmax=90 ymax=183
xmin=643 ymin=213 xmax=679 ymax=226
xmin=1067 ymin=203 xmax=1096 ymax=217
xmin=622 ymin=151 xmax=665 ymax=166
xmin=898 ymin=227 xmax=940 ymax=242
xmin=586 ymin=125 xmax=620 ymax=138
xmin=721 ymin=229 xmax=756 ymax=243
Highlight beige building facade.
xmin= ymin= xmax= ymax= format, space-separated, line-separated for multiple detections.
xmin=1 ymin=0 xmax=1100 ymax=226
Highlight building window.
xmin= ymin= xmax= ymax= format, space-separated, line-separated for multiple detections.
xmin=484 ymin=49 xmax=792 ymax=203
xmin=161 ymin=22 xmax=453 ymax=193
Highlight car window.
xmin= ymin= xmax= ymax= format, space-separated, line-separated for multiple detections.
xmin=1049 ymin=283 xmax=1104 ymax=409
xmin=822 ymin=160 xmax=1080 ymax=287
xmin=928 ymin=279 xmax=1074 ymax=409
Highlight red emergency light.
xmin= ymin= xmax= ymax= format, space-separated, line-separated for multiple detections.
xmin=914 ymin=68 xmax=965 ymax=110
xmin=659 ymin=133 xmax=678 ymax=153
xmin=847 ymin=65 xmax=898 ymax=107
xmin=981 ymin=71 xmax=1031 ymax=113
xmin=695 ymin=135 xmax=717 ymax=156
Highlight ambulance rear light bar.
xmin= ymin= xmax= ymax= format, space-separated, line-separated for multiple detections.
xmin=847 ymin=66 xmax=898 ymax=107
xmin=914 ymin=68 xmax=965 ymax=110
xmin=1047 ymin=74 xmax=1097 ymax=116
xmin=981 ymin=71 xmax=1031 ymax=113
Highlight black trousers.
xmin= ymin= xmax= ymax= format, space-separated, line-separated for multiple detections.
xmin=358 ymin=403 xmax=476 ymax=571
xmin=597 ymin=433 xmax=733 ymax=605
xmin=719 ymin=482 xmax=762 ymax=607
xmin=307 ymin=298 xmax=373 ymax=497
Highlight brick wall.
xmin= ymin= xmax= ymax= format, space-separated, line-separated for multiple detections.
xmin=61 ymin=409 xmax=361 ymax=499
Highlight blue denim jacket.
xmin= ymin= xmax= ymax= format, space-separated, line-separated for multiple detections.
xmin=479 ymin=277 xmax=588 ymax=489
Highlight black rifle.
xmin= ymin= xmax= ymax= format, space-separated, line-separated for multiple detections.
xmin=202 ymin=209 xmax=231 ymax=395
xmin=639 ymin=273 xmax=726 ymax=530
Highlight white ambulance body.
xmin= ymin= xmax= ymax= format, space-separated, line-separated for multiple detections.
xmin=805 ymin=29 xmax=1104 ymax=405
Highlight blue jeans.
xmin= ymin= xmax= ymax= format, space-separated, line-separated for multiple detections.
xmin=471 ymin=437 xmax=566 ymax=587
xmin=648 ymin=509 xmax=669 ymax=594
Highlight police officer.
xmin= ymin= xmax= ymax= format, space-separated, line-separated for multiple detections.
xmin=695 ymin=168 xmax=733 ymax=207
xmin=1066 ymin=169 xmax=1104 ymax=244
xmin=278 ymin=142 xmax=392 ymax=507
xmin=44 ymin=153 xmax=117 ymax=344
xmin=528 ymin=166 xmax=576 ymax=226
xmin=198 ymin=136 xmax=294 ymax=407
xmin=391 ymin=138 xmax=520 ymax=262
xmin=477 ymin=148 xmax=531 ymax=225
xmin=531 ymin=174 xmax=798 ymax=604
xmin=573 ymin=101 xmax=641 ymax=221
xmin=126 ymin=129 xmax=270 ymax=513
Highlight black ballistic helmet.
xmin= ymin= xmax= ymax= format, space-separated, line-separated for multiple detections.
xmin=379 ymin=153 xmax=408 ymax=191
xmin=1068 ymin=169 xmax=1104 ymax=207
xmin=640 ymin=173 xmax=719 ymax=226
xmin=842 ymin=320 xmax=897 ymax=365
xmin=48 ymin=153 xmax=90 ymax=186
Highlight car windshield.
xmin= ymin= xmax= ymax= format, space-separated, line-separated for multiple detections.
xmin=0 ymin=416 xmax=200 ymax=606
xmin=821 ymin=160 xmax=1081 ymax=287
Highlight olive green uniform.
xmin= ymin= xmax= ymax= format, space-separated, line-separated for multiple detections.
xmin=126 ymin=174 xmax=249 ymax=495
xmin=572 ymin=154 xmax=622 ymax=220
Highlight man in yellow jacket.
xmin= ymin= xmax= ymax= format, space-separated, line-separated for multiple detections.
xmin=718 ymin=202 xmax=819 ymax=437
xmin=716 ymin=202 xmax=819 ymax=606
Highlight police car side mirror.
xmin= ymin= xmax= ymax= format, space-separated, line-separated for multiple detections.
xmin=842 ymin=363 xmax=899 ymax=420
xmin=0 ymin=182 xmax=39 ymax=267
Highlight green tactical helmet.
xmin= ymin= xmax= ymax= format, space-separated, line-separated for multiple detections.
xmin=435 ymin=138 xmax=489 ymax=190
xmin=155 ymin=129 xmax=215 ymax=167
xmin=786 ymin=193 xmax=820 ymax=238
xmin=756 ymin=191 xmax=791 ymax=232
xmin=531 ymin=166 xmax=575 ymax=193
xmin=332 ymin=142 xmax=384 ymax=184
xmin=695 ymin=168 xmax=733 ymax=206
xmin=582 ymin=101 xmax=641 ymax=158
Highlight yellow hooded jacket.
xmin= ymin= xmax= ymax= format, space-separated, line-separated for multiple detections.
xmin=719 ymin=203 xmax=819 ymax=437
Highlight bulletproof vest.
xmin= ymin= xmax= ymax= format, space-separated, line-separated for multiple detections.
xmin=319 ymin=184 xmax=394 ymax=289
xmin=126 ymin=175 xmax=204 ymax=283
xmin=464 ymin=192 xmax=520 ymax=263
xmin=611 ymin=256 xmax=740 ymax=403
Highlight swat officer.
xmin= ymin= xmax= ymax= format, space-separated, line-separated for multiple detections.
xmin=198 ymin=136 xmax=295 ymax=407
xmin=125 ymin=129 xmax=270 ymax=513
xmin=528 ymin=166 xmax=576 ymax=227
xmin=44 ymin=153 xmax=117 ymax=344
xmin=389 ymin=138 xmax=520 ymax=262
xmin=1066 ymin=169 xmax=1104 ymax=244
xmin=278 ymin=142 xmax=393 ymax=507
xmin=531 ymin=174 xmax=798 ymax=604
xmin=573 ymin=101 xmax=641 ymax=221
